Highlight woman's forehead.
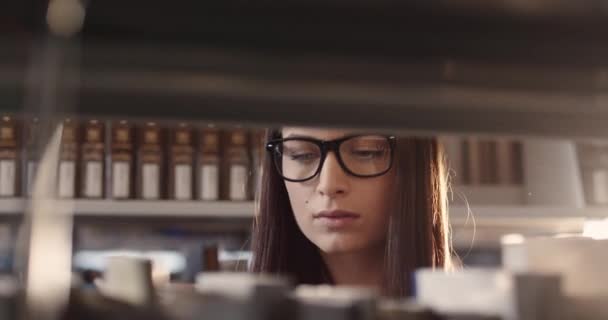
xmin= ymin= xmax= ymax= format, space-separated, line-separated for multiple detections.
xmin=281 ymin=127 xmax=371 ymax=139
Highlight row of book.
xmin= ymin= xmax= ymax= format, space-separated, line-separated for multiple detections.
xmin=444 ymin=136 xmax=608 ymax=205
xmin=0 ymin=115 xmax=532 ymax=201
xmin=0 ymin=116 xmax=264 ymax=201
xmin=441 ymin=136 xmax=524 ymax=186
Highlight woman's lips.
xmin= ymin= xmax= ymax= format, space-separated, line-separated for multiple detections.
xmin=313 ymin=210 xmax=360 ymax=228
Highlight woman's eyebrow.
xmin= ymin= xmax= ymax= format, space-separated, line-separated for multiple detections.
xmin=283 ymin=133 xmax=363 ymax=139
xmin=284 ymin=133 xmax=317 ymax=139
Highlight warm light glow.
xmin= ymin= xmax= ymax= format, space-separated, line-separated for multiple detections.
xmin=46 ymin=0 xmax=85 ymax=37
xmin=583 ymin=218 xmax=608 ymax=240
xmin=500 ymin=233 xmax=525 ymax=245
xmin=73 ymin=250 xmax=186 ymax=274
xmin=151 ymin=263 xmax=170 ymax=285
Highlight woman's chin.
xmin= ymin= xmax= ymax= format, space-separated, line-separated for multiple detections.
xmin=314 ymin=235 xmax=368 ymax=254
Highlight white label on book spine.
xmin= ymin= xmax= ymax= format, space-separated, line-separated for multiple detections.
xmin=174 ymin=164 xmax=192 ymax=200
xmin=27 ymin=161 xmax=37 ymax=196
xmin=0 ymin=160 xmax=15 ymax=196
xmin=142 ymin=163 xmax=160 ymax=199
xmin=84 ymin=161 xmax=103 ymax=198
xmin=112 ymin=162 xmax=130 ymax=198
xmin=58 ymin=161 xmax=76 ymax=198
xmin=200 ymin=164 xmax=218 ymax=200
xmin=229 ymin=165 xmax=247 ymax=200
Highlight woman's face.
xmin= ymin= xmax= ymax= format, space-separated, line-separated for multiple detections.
xmin=281 ymin=127 xmax=395 ymax=254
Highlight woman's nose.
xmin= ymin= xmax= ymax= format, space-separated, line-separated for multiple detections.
xmin=315 ymin=152 xmax=350 ymax=198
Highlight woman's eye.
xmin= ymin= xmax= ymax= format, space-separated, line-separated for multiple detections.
xmin=289 ymin=153 xmax=318 ymax=162
xmin=352 ymin=149 xmax=384 ymax=159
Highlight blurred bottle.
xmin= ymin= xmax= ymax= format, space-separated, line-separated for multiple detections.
xmin=169 ymin=123 xmax=193 ymax=200
xmin=136 ymin=122 xmax=163 ymax=200
xmin=202 ymin=244 xmax=220 ymax=272
xmin=24 ymin=117 xmax=39 ymax=197
xmin=58 ymin=118 xmax=78 ymax=198
xmin=225 ymin=129 xmax=249 ymax=201
xmin=0 ymin=116 xmax=19 ymax=198
xmin=110 ymin=120 xmax=134 ymax=199
xmin=81 ymin=120 xmax=105 ymax=198
xmin=197 ymin=127 xmax=220 ymax=201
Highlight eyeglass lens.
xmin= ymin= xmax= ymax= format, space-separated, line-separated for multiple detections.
xmin=275 ymin=135 xmax=391 ymax=181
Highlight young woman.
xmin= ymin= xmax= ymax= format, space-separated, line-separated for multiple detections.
xmin=251 ymin=127 xmax=452 ymax=297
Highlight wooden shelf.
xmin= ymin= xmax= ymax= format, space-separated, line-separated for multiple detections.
xmin=6 ymin=32 xmax=608 ymax=138
xmin=0 ymin=198 xmax=255 ymax=218
xmin=72 ymin=200 xmax=255 ymax=218
xmin=2 ymin=198 xmax=606 ymax=247
xmin=1 ymin=198 xmax=607 ymax=220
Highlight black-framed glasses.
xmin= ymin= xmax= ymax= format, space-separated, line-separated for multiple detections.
xmin=266 ymin=134 xmax=396 ymax=182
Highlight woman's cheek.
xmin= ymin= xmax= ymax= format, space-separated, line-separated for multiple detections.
xmin=285 ymin=183 xmax=315 ymax=234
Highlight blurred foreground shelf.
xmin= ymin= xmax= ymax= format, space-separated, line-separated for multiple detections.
xmin=6 ymin=22 xmax=608 ymax=138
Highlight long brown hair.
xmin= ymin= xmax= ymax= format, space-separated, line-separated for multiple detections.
xmin=251 ymin=129 xmax=452 ymax=297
